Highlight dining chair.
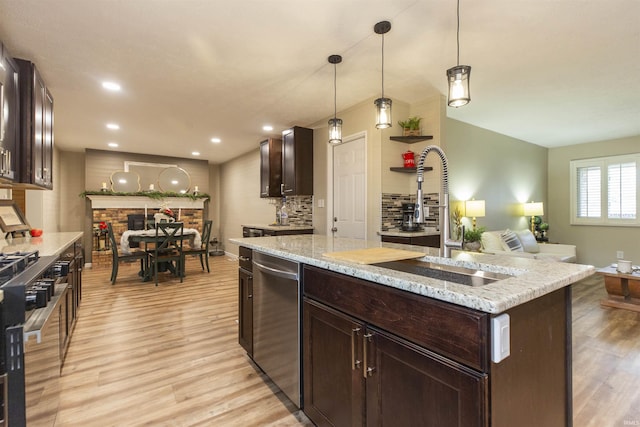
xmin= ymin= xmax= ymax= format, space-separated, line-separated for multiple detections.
xmin=107 ymin=223 xmax=148 ymax=285
xmin=148 ymin=222 xmax=185 ymax=286
xmin=182 ymin=220 xmax=213 ymax=273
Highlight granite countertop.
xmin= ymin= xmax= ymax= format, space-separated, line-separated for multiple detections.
xmin=228 ymin=234 xmax=595 ymax=314
xmin=378 ymin=227 xmax=440 ymax=237
xmin=1 ymin=232 xmax=83 ymax=257
xmin=242 ymin=224 xmax=314 ymax=231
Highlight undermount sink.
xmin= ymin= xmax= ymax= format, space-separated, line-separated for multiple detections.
xmin=372 ymin=259 xmax=512 ymax=287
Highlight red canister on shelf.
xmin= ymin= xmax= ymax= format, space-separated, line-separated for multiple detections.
xmin=402 ymin=150 xmax=415 ymax=168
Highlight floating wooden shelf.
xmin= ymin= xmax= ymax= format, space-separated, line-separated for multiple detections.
xmin=389 ymin=166 xmax=433 ymax=173
xmin=390 ymin=135 xmax=434 ymax=143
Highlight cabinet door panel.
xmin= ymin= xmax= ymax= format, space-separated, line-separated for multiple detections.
xmin=238 ymin=268 xmax=253 ymax=355
xmin=33 ymin=74 xmax=45 ymax=185
xmin=366 ymin=327 xmax=488 ymax=427
xmin=281 ymin=126 xmax=313 ymax=195
xmin=0 ymin=51 xmax=19 ymax=181
xmin=43 ymin=88 xmax=53 ymax=187
xmin=304 ymin=299 xmax=364 ymax=427
xmin=260 ymin=138 xmax=282 ymax=197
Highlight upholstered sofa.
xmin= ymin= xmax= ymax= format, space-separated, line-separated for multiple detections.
xmin=480 ymin=229 xmax=577 ymax=262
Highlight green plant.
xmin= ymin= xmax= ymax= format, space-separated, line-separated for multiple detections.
xmin=464 ymin=226 xmax=485 ymax=243
xmin=397 ymin=116 xmax=422 ymax=130
xmin=539 ymin=222 xmax=549 ymax=231
xmin=451 ymin=206 xmax=463 ymax=240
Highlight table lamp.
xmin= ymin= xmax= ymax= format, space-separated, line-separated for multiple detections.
xmin=465 ymin=199 xmax=485 ymax=229
xmin=523 ymin=202 xmax=544 ymax=233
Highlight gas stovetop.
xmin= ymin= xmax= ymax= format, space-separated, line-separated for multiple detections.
xmin=0 ymin=251 xmax=40 ymax=286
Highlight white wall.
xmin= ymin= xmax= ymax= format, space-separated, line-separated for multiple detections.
xmin=219 ymin=148 xmax=278 ymax=255
xmin=548 ymin=135 xmax=640 ymax=267
xmin=444 ymin=118 xmax=548 ymax=233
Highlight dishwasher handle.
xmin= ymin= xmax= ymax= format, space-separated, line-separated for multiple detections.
xmin=253 ymin=259 xmax=299 ymax=281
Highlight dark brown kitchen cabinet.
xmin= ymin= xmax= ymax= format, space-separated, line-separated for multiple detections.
xmin=16 ymin=58 xmax=54 ymax=189
xmin=0 ymin=42 xmax=20 ymax=182
xmin=303 ymin=264 xmax=572 ymax=427
xmin=281 ymin=126 xmax=313 ymax=196
xmin=260 ymin=138 xmax=283 ymax=197
xmin=304 ymin=298 xmax=487 ymax=427
xmin=238 ymin=246 xmax=253 ymax=355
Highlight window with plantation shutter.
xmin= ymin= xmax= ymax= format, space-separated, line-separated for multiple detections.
xmin=576 ymin=165 xmax=601 ymax=218
xmin=570 ymin=154 xmax=639 ymax=226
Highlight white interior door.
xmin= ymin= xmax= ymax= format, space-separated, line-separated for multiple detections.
xmin=332 ymin=135 xmax=366 ymax=239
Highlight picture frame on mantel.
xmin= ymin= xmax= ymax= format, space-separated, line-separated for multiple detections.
xmin=0 ymin=200 xmax=31 ymax=236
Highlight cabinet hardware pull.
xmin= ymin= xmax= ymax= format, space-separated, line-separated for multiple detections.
xmin=363 ymin=332 xmax=375 ymax=378
xmin=239 ymin=256 xmax=250 ymax=262
xmin=351 ymin=327 xmax=361 ymax=370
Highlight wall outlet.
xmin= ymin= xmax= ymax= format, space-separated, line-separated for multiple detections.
xmin=617 ymin=251 xmax=624 ymax=259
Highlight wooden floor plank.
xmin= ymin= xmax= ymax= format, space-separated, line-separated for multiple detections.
xmin=54 ymin=256 xmax=312 ymax=427
xmin=51 ymin=256 xmax=640 ymax=426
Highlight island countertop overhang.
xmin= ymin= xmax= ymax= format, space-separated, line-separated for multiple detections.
xmin=229 ymin=234 xmax=595 ymax=313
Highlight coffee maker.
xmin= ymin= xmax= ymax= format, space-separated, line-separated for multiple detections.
xmin=401 ymin=203 xmax=422 ymax=231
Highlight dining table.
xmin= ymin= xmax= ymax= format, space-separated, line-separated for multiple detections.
xmin=120 ymin=228 xmax=202 ymax=281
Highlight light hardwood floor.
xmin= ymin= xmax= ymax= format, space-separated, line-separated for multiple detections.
xmin=53 ymin=257 xmax=640 ymax=426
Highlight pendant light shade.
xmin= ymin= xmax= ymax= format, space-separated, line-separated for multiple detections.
xmin=447 ymin=0 xmax=471 ymax=107
xmin=328 ymin=118 xmax=343 ymax=144
xmin=447 ymin=65 xmax=471 ymax=107
xmin=374 ymin=21 xmax=392 ymax=129
xmin=328 ymin=54 xmax=343 ymax=144
xmin=374 ymin=98 xmax=392 ymax=129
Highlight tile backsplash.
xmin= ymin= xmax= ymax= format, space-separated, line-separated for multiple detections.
xmin=381 ymin=192 xmax=439 ymax=231
xmin=267 ymin=196 xmax=313 ymax=226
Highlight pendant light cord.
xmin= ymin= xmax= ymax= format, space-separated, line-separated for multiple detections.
xmin=333 ymin=63 xmax=337 ymax=120
xmin=456 ymin=0 xmax=460 ymax=66
xmin=381 ymin=33 xmax=385 ymax=98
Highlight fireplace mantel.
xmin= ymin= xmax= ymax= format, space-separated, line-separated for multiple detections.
xmin=87 ymin=195 xmax=206 ymax=209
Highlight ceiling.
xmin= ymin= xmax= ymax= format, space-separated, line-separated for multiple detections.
xmin=1 ymin=0 xmax=638 ymax=165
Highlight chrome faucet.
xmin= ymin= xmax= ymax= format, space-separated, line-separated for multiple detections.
xmin=414 ymin=145 xmax=464 ymax=257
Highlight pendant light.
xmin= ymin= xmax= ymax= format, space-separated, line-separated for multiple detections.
xmin=328 ymin=54 xmax=343 ymax=145
xmin=374 ymin=20 xmax=392 ymax=129
xmin=446 ymin=0 xmax=471 ymax=107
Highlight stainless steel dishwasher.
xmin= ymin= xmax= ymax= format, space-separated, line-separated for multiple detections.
xmin=252 ymin=251 xmax=301 ymax=408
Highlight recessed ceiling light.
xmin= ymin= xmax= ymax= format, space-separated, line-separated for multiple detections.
xmin=263 ymin=125 xmax=273 ymax=132
xmin=108 ymin=142 xmax=119 ymax=148
xmin=210 ymin=137 xmax=221 ymax=144
xmin=102 ymin=81 xmax=121 ymax=92
xmin=106 ymin=123 xmax=120 ymax=130
xmin=192 ymin=151 xmax=200 ymax=156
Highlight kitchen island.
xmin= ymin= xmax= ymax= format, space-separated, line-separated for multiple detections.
xmin=230 ymin=234 xmax=594 ymax=427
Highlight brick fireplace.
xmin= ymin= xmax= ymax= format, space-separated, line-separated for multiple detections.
xmin=86 ymin=195 xmax=208 ymax=267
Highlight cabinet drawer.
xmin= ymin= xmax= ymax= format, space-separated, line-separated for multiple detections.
xmin=238 ymin=246 xmax=252 ymax=272
xmin=303 ymin=265 xmax=490 ymax=371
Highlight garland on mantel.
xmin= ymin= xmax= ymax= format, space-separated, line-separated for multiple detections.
xmin=80 ymin=190 xmax=210 ymax=201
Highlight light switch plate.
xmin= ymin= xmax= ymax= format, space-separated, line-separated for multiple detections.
xmin=491 ymin=313 xmax=510 ymax=363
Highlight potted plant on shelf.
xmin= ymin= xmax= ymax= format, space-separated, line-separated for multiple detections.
xmin=463 ymin=226 xmax=485 ymax=252
xmin=397 ymin=116 xmax=422 ymax=136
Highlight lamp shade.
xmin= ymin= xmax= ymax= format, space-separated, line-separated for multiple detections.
xmin=447 ymin=65 xmax=471 ymax=107
xmin=523 ymin=202 xmax=544 ymax=217
xmin=374 ymin=97 xmax=392 ymax=129
xmin=328 ymin=118 xmax=342 ymax=144
xmin=465 ymin=199 xmax=485 ymax=218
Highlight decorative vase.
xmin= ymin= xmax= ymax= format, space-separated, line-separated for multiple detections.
xmin=403 ymin=128 xmax=421 ymax=137
xmin=464 ymin=241 xmax=481 ymax=252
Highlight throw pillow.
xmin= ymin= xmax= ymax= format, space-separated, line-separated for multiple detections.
xmin=516 ymin=229 xmax=540 ymax=253
xmin=481 ymin=231 xmax=503 ymax=252
xmin=500 ymin=229 xmax=524 ymax=252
